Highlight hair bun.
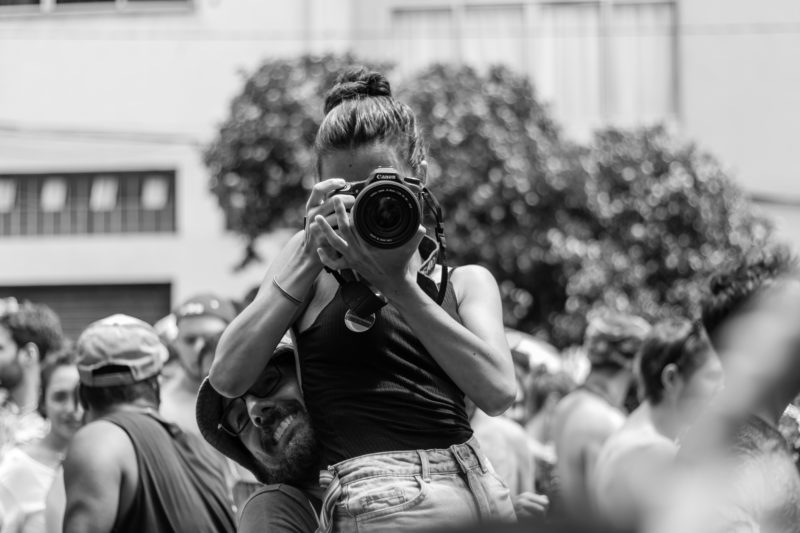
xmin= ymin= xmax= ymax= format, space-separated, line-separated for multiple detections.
xmin=324 ymin=67 xmax=392 ymax=114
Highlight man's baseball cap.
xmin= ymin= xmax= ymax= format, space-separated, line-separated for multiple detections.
xmin=173 ymin=294 xmax=237 ymax=325
xmin=76 ymin=314 xmax=167 ymax=387
xmin=585 ymin=310 xmax=651 ymax=369
xmin=196 ymin=342 xmax=295 ymax=483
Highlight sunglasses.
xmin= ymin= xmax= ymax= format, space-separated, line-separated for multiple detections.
xmin=217 ymin=363 xmax=285 ymax=437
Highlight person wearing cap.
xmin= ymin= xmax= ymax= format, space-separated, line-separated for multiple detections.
xmin=61 ymin=314 xmax=235 ymax=533
xmin=591 ymin=318 xmax=723 ymax=531
xmin=160 ymin=293 xmax=238 ymax=436
xmin=197 ymin=342 xmax=321 ymax=533
xmin=549 ymin=310 xmax=651 ymax=522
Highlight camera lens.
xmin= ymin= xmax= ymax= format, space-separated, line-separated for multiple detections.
xmin=352 ymin=182 xmax=421 ymax=249
xmin=374 ymin=197 xmax=404 ymax=230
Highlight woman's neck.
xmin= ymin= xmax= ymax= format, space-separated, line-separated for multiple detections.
xmin=11 ymin=368 xmax=40 ymax=414
xmin=40 ymin=428 xmax=71 ymax=455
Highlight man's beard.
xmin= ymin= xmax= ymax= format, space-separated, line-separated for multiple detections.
xmin=0 ymin=356 xmax=24 ymax=392
xmin=255 ymin=400 xmax=321 ymax=486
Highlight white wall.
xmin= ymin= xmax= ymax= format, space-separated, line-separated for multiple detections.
xmin=0 ymin=0 xmax=354 ymax=305
xmin=0 ymin=130 xmax=294 ymax=303
xmin=680 ymin=0 xmax=800 ymax=199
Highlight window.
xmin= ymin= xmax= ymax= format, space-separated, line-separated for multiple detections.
xmin=393 ymin=7 xmax=456 ymax=78
xmin=89 ymin=175 xmax=118 ymax=212
xmin=0 ymin=0 xmax=189 ymax=13
xmin=0 ymin=179 xmax=16 ymax=213
xmin=141 ymin=174 xmax=169 ymax=211
xmin=41 ymin=178 xmax=68 ymax=213
xmin=463 ymin=5 xmax=526 ymax=73
xmin=534 ymin=0 xmax=676 ymax=138
xmin=388 ymin=1 xmax=676 ymax=139
xmin=0 ymin=171 xmax=175 ymax=236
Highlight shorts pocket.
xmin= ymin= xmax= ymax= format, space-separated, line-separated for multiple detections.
xmin=345 ymin=474 xmax=428 ymax=522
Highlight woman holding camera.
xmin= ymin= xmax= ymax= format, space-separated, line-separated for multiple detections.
xmin=210 ymin=67 xmax=517 ymax=532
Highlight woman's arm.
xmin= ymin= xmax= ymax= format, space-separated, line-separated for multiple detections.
xmin=314 ymin=198 xmax=516 ymax=415
xmin=389 ymin=265 xmax=517 ymax=415
xmin=209 ymin=179 xmax=352 ymax=398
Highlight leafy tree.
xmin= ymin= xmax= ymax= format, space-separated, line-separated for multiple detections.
xmin=205 ymin=56 xmax=772 ymax=347
xmin=203 ymin=54 xmax=388 ymax=266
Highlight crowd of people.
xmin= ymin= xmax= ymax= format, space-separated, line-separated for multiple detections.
xmin=1 ymin=66 xmax=800 ymax=533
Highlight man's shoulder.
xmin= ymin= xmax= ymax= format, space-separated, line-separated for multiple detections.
xmin=242 ymin=484 xmax=315 ymax=508
xmin=69 ymin=420 xmax=133 ymax=456
xmin=561 ymin=393 xmax=624 ymax=433
xmin=238 ymin=484 xmax=318 ymax=533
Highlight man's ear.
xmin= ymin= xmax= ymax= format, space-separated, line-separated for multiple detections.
xmin=661 ymin=363 xmax=681 ymax=394
xmin=18 ymin=342 xmax=40 ymax=368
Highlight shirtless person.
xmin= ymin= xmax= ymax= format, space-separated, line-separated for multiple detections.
xmin=550 ymin=311 xmax=650 ymax=520
xmin=592 ymin=318 xmax=723 ymax=530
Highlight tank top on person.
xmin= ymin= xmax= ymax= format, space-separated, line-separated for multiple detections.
xmin=296 ymin=272 xmax=474 ymax=467
xmin=103 ymin=411 xmax=235 ymax=533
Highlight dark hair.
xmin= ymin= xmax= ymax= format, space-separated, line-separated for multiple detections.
xmin=315 ymin=67 xmax=426 ymax=177
xmin=0 ymin=300 xmax=63 ymax=361
xmin=702 ymin=247 xmax=797 ymax=343
xmin=636 ymin=318 xmax=715 ymax=404
xmin=37 ymin=344 xmax=77 ymax=418
xmin=79 ymin=375 xmax=160 ymax=413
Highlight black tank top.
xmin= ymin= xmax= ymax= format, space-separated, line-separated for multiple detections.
xmin=296 ymin=273 xmax=474 ymax=467
xmin=103 ymin=411 xmax=235 ymax=533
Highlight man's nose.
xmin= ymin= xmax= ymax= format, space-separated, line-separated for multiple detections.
xmin=245 ymin=396 xmax=276 ymax=428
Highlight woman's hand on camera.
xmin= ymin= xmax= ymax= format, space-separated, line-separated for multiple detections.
xmin=302 ymin=179 xmax=354 ymax=265
xmin=314 ymin=195 xmax=426 ymax=294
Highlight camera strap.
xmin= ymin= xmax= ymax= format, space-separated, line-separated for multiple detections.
xmin=420 ymin=187 xmax=448 ymax=306
xmin=328 ymin=268 xmax=388 ymax=320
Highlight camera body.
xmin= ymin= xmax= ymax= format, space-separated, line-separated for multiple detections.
xmin=332 ymin=167 xmax=423 ymax=249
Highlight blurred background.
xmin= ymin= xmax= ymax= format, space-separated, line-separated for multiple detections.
xmin=0 ymin=0 xmax=798 ymax=358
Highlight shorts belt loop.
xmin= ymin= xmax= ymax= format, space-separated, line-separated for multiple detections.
xmin=315 ymin=469 xmax=342 ymax=533
xmin=466 ymin=437 xmax=489 ymax=474
xmin=418 ymin=449 xmax=431 ymax=482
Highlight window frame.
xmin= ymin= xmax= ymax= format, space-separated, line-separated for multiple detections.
xmin=0 ymin=0 xmax=193 ymax=17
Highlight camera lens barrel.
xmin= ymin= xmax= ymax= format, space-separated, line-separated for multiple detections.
xmin=352 ymin=180 xmax=421 ymax=249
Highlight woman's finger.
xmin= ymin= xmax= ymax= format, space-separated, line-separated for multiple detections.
xmin=317 ymin=247 xmax=349 ymax=271
xmin=332 ymin=196 xmax=355 ymax=241
xmin=315 ymin=214 xmax=350 ymax=255
xmin=306 ymin=179 xmax=346 ymax=213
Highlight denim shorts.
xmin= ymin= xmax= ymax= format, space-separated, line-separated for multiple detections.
xmin=316 ymin=437 xmax=517 ymax=533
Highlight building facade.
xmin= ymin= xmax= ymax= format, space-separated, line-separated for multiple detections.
xmin=1 ymin=0 xmax=798 ymax=335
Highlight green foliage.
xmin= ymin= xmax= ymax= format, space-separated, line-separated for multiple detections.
xmin=204 ymin=55 xmax=772 ymax=347
xmin=204 ymin=54 xmax=389 ymax=251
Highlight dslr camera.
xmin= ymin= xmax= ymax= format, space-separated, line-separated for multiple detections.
xmin=331 ymin=167 xmax=423 ymax=249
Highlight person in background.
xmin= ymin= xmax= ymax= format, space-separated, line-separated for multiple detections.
xmin=0 ymin=299 xmax=64 ymax=456
xmin=466 ymin=398 xmax=535 ymax=497
xmin=592 ymin=318 xmax=723 ymax=531
xmin=159 ymin=294 xmax=259 ymax=508
xmin=648 ymin=248 xmax=800 ymax=533
xmin=160 ymin=293 xmax=238 ymax=435
xmin=549 ymin=310 xmax=650 ymax=521
xmin=62 ymin=314 xmax=234 ymax=533
xmin=522 ymin=367 xmax=576 ymax=495
xmin=0 ymin=347 xmax=82 ymax=533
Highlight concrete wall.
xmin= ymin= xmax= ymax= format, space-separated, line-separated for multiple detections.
xmin=0 ymin=0 xmax=352 ymax=305
xmin=679 ymin=0 xmax=800 ymax=248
